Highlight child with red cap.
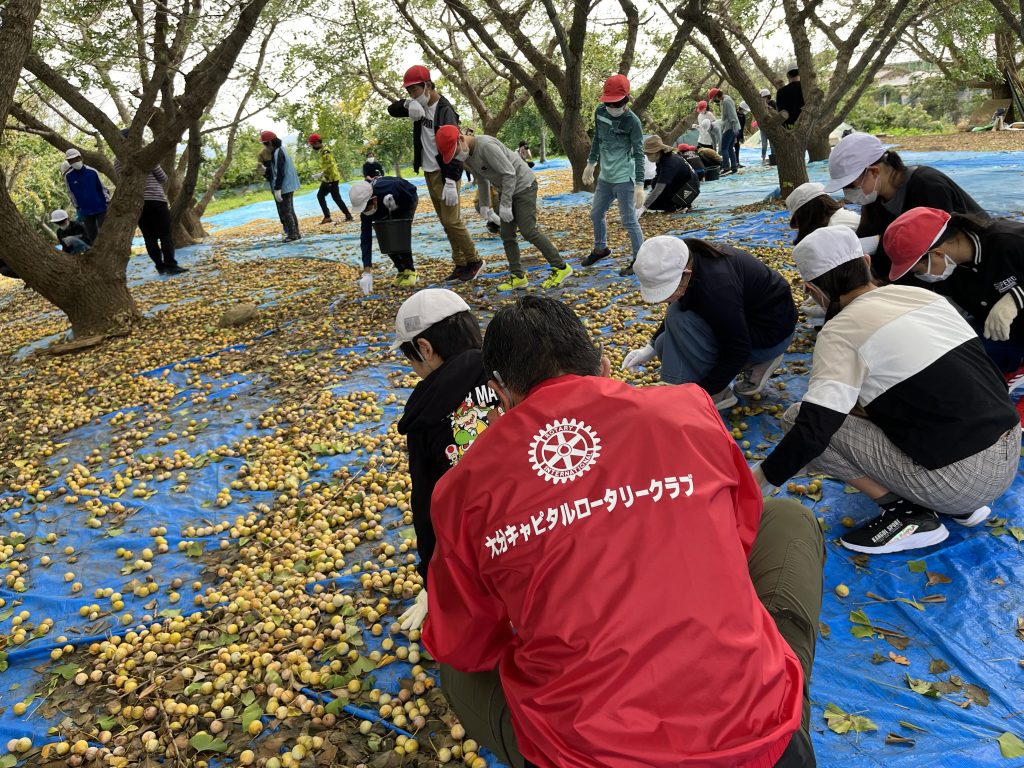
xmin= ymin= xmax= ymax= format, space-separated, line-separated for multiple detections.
xmin=580 ymin=74 xmax=645 ymax=277
xmin=307 ymin=133 xmax=353 ymax=224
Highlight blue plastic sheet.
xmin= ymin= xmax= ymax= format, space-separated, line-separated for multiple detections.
xmin=4 ymin=150 xmax=1024 ymax=767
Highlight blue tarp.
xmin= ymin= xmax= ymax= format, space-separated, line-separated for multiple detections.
xmin=3 ymin=149 xmax=1024 ymax=767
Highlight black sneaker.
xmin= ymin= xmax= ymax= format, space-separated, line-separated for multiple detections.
xmin=486 ymin=222 xmax=501 ymax=234
xmin=581 ymin=248 xmax=611 ymax=267
xmin=618 ymin=262 xmax=634 ymax=277
xmin=156 ymin=266 xmax=168 ymax=275
xmin=459 ymin=260 xmax=486 ymax=281
xmin=165 ymin=265 xmax=190 ymax=275
xmin=443 ymin=267 xmax=463 ymax=282
xmin=839 ymin=501 xmax=949 ymax=554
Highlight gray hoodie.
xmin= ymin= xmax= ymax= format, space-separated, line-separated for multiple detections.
xmin=462 ymin=135 xmax=535 ymax=210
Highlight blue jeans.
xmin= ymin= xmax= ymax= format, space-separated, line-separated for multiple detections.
xmin=591 ymin=178 xmax=644 ymax=259
xmin=653 ymin=305 xmax=794 ymax=386
xmin=61 ymin=236 xmax=90 ymax=254
xmin=720 ymin=129 xmax=738 ymax=172
xmin=761 ymin=131 xmax=771 ymax=161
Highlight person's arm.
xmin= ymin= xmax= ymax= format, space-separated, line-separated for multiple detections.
xmin=151 ymin=165 xmax=167 ymax=185
xmin=93 ymin=171 xmax=110 ymax=203
xmin=631 ymin=114 xmax=645 ymax=184
xmin=483 ymin=142 xmax=517 ymax=212
xmin=693 ymin=280 xmax=754 ymax=395
xmin=587 ymin=111 xmax=602 ymax=166
xmin=360 ymin=214 xmax=373 ymax=266
xmin=421 ymin=472 xmax=513 ymax=672
xmin=274 ymin=150 xmax=285 ymax=190
xmin=643 ymin=183 xmax=667 ymax=209
xmin=387 ymin=98 xmax=411 ymax=118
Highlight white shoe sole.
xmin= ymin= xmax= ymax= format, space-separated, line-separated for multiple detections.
xmin=714 ymin=395 xmax=738 ymax=411
xmin=735 ymin=353 xmax=786 ymax=397
xmin=840 ymin=524 xmax=949 ymax=554
xmin=949 ymin=505 xmax=991 ymax=527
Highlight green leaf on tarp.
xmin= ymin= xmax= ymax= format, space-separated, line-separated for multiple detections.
xmin=159 ymin=609 xmax=182 ymax=618
xmin=398 ymin=527 xmax=416 ymax=540
xmin=0 ymin=602 xmax=20 ymax=622
xmin=886 ymin=733 xmax=916 ymax=746
xmin=198 ymin=633 xmax=238 ymax=651
xmin=925 ymin=571 xmax=951 ymax=587
xmin=870 ymin=652 xmax=889 ymax=664
xmin=325 ymin=697 xmax=348 ymax=716
xmin=907 ymin=560 xmax=927 ymax=573
xmin=849 ymin=609 xmax=871 ymax=626
xmin=885 ymin=633 xmax=911 ymax=651
xmin=899 ymin=720 xmax=927 ymax=732
xmin=895 ymin=597 xmax=924 ymax=611
xmin=823 ymin=703 xmax=878 ymax=735
xmin=189 ymin=732 xmax=228 ymax=753
xmin=906 ymin=674 xmax=941 ymax=698
xmin=241 ymin=691 xmax=255 ymax=707
xmin=97 ymin=714 xmax=117 ymax=731
xmin=819 ymin=621 xmax=831 ymax=640
xmin=186 ymin=541 xmax=205 ymax=557
xmin=843 ymin=486 xmax=860 ymax=494
xmin=929 ymin=659 xmax=950 ymax=674
xmin=1009 ymin=527 xmax=1024 ymax=543
xmin=184 ymin=681 xmax=204 ymax=696
xmin=264 ymin=669 xmax=282 ymax=686
xmin=851 ymin=625 xmax=876 ymax=639
xmin=193 ymin=456 xmax=208 ymax=468
xmin=990 ymin=526 xmax=1009 ymax=537
xmin=0 ymin=754 xmax=18 ymax=768
xmin=997 ymin=732 xmax=1024 ymax=758
xmin=52 ymin=663 xmax=80 ymax=680
xmin=348 ymin=656 xmax=376 ymax=676
xmin=241 ymin=702 xmax=263 ymax=732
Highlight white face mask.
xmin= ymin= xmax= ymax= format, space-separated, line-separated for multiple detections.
xmin=415 ymin=93 xmax=430 ymax=107
xmin=916 ymin=252 xmax=957 ymax=283
xmin=366 ymin=155 xmax=375 ymax=162
xmin=606 ymin=106 xmax=626 ymax=117
xmin=454 ymin=148 xmax=469 ymax=162
xmin=71 ymin=161 xmax=84 ymax=170
xmin=844 ymin=186 xmax=877 ymax=206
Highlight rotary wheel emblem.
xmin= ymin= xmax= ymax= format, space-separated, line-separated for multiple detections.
xmin=529 ymin=418 xmax=602 ymax=484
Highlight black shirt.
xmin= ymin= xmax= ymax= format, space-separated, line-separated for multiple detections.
xmin=682 ymin=150 xmax=705 ymax=175
xmin=363 ymin=160 xmax=385 ymax=178
xmin=775 ymin=82 xmax=804 ymax=127
xmin=647 ymin=153 xmax=693 ymax=211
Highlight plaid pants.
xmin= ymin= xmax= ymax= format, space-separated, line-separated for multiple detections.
xmin=782 ymin=405 xmax=1020 ymax=515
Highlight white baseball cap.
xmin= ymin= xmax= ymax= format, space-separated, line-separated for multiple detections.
xmin=822 ymin=133 xmax=886 ymax=193
xmin=64 ymin=148 xmax=82 ymax=160
xmin=739 ymin=101 xmax=750 ymax=111
xmin=792 ymin=226 xmax=864 ymax=282
xmin=50 ymin=209 xmax=69 ymax=223
xmin=786 ymin=182 xmax=827 ymax=217
xmin=759 ymin=88 xmax=771 ymax=97
xmin=391 ymin=289 xmax=471 ymax=351
xmin=349 ymin=181 xmax=374 ymax=215
xmin=634 ymin=236 xmax=690 ymax=303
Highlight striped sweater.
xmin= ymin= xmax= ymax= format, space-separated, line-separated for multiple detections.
xmin=113 ymin=160 xmax=169 ymax=203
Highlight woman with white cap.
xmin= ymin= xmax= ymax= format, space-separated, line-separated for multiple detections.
xmin=822 ymin=132 xmax=987 ymax=280
xmin=787 ymin=182 xmax=860 ymax=244
xmin=624 ymin=236 xmax=797 ymax=408
xmin=752 ymin=226 xmax=1019 ymax=555
xmin=885 ymin=207 xmax=1024 ymax=378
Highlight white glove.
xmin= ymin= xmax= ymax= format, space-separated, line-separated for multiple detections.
xmin=635 ymin=206 xmax=646 ymax=222
xmin=984 ymin=293 xmax=1018 ymax=341
xmin=859 ymin=235 xmax=880 ymax=255
xmin=358 ymin=271 xmax=373 ymax=296
xmin=442 ymin=179 xmax=459 ymax=207
xmin=621 ymin=344 xmax=656 ymax=371
xmin=751 ymin=463 xmax=776 ymax=496
xmin=499 ymin=205 xmax=514 ymax=223
xmin=398 ymin=589 xmax=428 ymax=632
xmin=634 ymin=184 xmax=645 ymax=209
xmin=383 ymin=194 xmax=397 ymax=211
xmin=582 ymin=162 xmax=596 ymax=186
xmin=487 ymin=210 xmax=501 ymax=226
xmin=479 ymin=205 xmax=492 ymax=222
xmin=406 ymin=99 xmax=425 ymax=121
xmin=273 ymin=189 xmax=283 ymax=203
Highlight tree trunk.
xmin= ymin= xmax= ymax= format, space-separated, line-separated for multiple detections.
xmin=773 ymin=134 xmax=810 ymax=199
xmin=539 ymin=126 xmax=547 ymax=163
xmin=807 ymin=128 xmax=831 ymax=162
xmin=59 ymin=262 xmax=140 ymax=338
xmin=169 ymin=119 xmax=204 ymax=246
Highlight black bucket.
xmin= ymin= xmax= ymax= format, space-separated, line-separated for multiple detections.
xmin=373 ymin=216 xmax=413 ymax=255
xmin=704 ymin=165 xmax=721 ymax=181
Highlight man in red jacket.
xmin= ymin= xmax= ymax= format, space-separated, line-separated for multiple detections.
xmin=424 ymin=296 xmax=823 ymax=768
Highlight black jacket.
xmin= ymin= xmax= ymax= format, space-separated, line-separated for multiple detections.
xmin=363 ymin=160 xmax=385 ymax=179
xmin=858 ymin=165 xmax=987 ymax=281
xmin=648 ymin=153 xmax=695 ymax=212
xmin=776 ymin=82 xmax=804 ymax=127
xmin=387 ymin=95 xmax=464 ymax=182
xmin=653 ymin=244 xmax=797 ymax=395
xmin=56 ymin=221 xmax=90 ymax=250
xmin=396 ymin=349 xmax=499 ymax=580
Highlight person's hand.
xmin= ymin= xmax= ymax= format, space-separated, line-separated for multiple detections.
xmin=582 ymin=162 xmax=596 ymax=186
xmin=406 ymin=99 xmax=425 ymax=121
xmin=751 ymin=463 xmax=776 ymax=496
xmin=985 ymin=293 xmax=1018 ymax=341
xmin=479 ymin=205 xmax=492 ymax=222
xmin=621 ymin=344 xmax=656 ymax=371
xmin=634 ymin=184 xmax=645 ymax=209
xmin=859 ymin=235 xmax=880 ymax=255
xmin=442 ymin=179 xmax=459 ymax=207
xmin=487 ymin=209 xmax=501 ymax=226
xmin=635 ymin=205 xmax=646 ymax=222
xmin=499 ymin=205 xmax=514 ymax=223
xmin=398 ymin=589 xmax=428 ymax=632
xmin=358 ymin=271 xmax=373 ymax=296
xmin=383 ymin=194 xmax=397 ymax=211
xmin=273 ymin=189 xmax=283 ymax=203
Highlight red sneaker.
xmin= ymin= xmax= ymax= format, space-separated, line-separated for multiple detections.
xmin=1005 ymin=364 xmax=1024 ymax=395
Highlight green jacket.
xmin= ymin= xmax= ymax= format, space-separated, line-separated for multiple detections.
xmin=319 ymin=147 xmax=340 ymax=183
xmin=587 ymin=105 xmax=644 ymax=184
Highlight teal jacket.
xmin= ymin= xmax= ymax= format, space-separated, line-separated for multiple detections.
xmin=587 ymin=105 xmax=644 ymax=184
xmin=269 ymin=144 xmax=301 ymax=194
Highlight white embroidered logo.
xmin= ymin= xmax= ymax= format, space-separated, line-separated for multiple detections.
xmin=529 ymin=418 xmax=602 ymax=484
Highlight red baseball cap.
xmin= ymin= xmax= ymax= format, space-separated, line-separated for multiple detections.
xmin=259 ymin=130 xmax=277 ymax=142
xmin=436 ymin=124 xmax=461 ymax=164
xmin=601 ymin=74 xmax=630 ymax=103
xmin=677 ymin=143 xmax=686 ymax=151
xmin=307 ymin=133 xmax=321 ymax=145
xmin=884 ymin=207 xmax=952 ymax=281
xmin=697 ymin=100 xmax=707 ymax=112
xmin=403 ymin=65 xmax=431 ymax=88
xmin=708 ymin=88 xmax=721 ymax=100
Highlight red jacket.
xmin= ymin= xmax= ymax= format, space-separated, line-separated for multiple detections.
xmin=423 ymin=375 xmax=802 ymax=768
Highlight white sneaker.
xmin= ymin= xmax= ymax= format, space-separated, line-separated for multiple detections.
xmin=735 ymin=354 xmax=785 ymax=397
xmin=948 ymin=506 xmax=992 ymax=527
xmin=712 ymin=387 xmax=738 ymax=411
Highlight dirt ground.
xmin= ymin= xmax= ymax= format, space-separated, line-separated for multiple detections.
xmin=882 ymin=130 xmax=1024 ymax=152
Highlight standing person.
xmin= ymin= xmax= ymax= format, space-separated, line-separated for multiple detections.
xmin=62 ymin=148 xmax=110 ymax=242
xmin=708 ymin=88 xmax=741 ymax=175
xmin=623 ymin=236 xmax=797 ymax=409
xmin=885 ymin=208 xmax=1024 ymax=379
xmin=425 ymin=295 xmax=822 ymax=768
xmin=388 ymin=65 xmax=484 ymax=282
xmin=114 ymin=139 xmax=188 ymax=275
xmin=760 ymin=88 xmax=776 ymax=162
xmin=436 ymin=126 xmax=572 ymax=291
xmin=637 ymin=136 xmax=699 ymax=216
xmin=390 ymin=289 xmax=499 ymax=634
xmin=787 ymin=182 xmax=861 ymax=244
xmin=307 ymin=133 xmax=352 ymax=224
xmin=753 ymin=226 xmax=1019 ymax=554
xmin=50 ymin=210 xmax=90 ymax=254
xmin=776 ymin=64 xmax=804 ymax=128
xmin=735 ymin=101 xmax=750 ymax=168
xmin=695 ymin=100 xmax=714 ymax=149
xmin=260 ymin=130 xmax=301 ymax=242
xmin=823 ymin=132 xmax=987 ymax=280
xmin=516 ymin=141 xmax=535 ymax=168
xmin=348 ymin=176 xmax=419 ymax=292
xmin=581 ymin=74 xmax=645 ymax=277
xmin=363 ymin=149 xmax=385 ymax=180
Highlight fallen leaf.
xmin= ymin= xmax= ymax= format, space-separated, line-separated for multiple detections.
xmin=1010 ymin=527 xmax=1024 ymax=544
xmin=929 ymin=659 xmax=950 ymax=674
xmin=992 ymin=576 xmax=1006 ymax=586
xmin=886 ymin=733 xmax=916 ymax=746
xmin=919 ymin=595 xmax=946 ymax=604
xmin=871 ymin=652 xmax=889 ymax=664
xmin=899 ymin=720 xmax=927 ymax=732
xmin=188 ymin=732 xmax=228 ymax=753
xmin=964 ymin=683 xmax=990 ymax=707
xmin=906 ymin=674 xmax=940 ymax=698
xmin=823 ymin=703 xmax=878 ymax=735
xmin=885 ymin=634 xmax=911 ymax=651
xmin=849 ymin=609 xmax=872 ymax=626
xmin=851 ymin=554 xmax=870 ymax=569
xmin=851 ymin=625 xmax=877 ymax=639
xmin=896 ymin=597 xmax=925 ymax=611
xmin=931 ymin=677 xmax=964 ymax=695
xmin=925 ymin=571 xmax=951 ymax=587
xmin=819 ymin=621 xmax=831 ymax=640
xmin=997 ymin=732 xmax=1024 ymax=758
xmin=889 ymin=651 xmax=910 ymax=666
xmin=907 ymin=560 xmax=927 ymax=573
